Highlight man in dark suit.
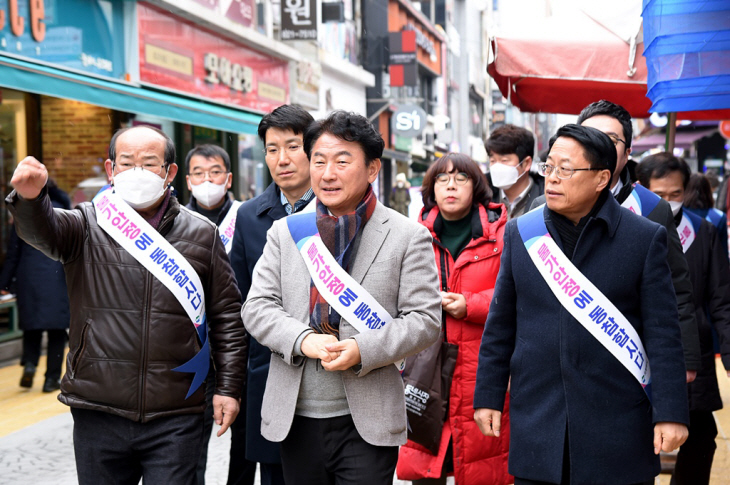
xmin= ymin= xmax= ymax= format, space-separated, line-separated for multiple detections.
xmin=228 ymin=104 xmax=315 ymax=485
xmin=637 ymin=153 xmax=730 ymax=485
xmin=531 ymin=100 xmax=701 ymax=381
xmin=475 ymin=124 xmax=689 ymax=484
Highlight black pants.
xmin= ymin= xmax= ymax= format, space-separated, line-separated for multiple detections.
xmin=22 ymin=329 xmax=67 ymax=380
xmin=196 ymin=366 xmax=216 ymax=485
xmin=227 ymin=397 xmax=258 ymax=485
xmin=280 ymin=414 xmax=398 ymax=485
xmin=71 ymin=408 xmax=204 ymax=485
xmin=671 ymin=410 xmax=718 ymax=485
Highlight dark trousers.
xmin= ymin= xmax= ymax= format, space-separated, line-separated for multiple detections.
xmin=280 ymin=414 xmax=398 ymax=485
xmin=71 ymin=408 xmax=204 ymax=485
xmin=227 ymin=399 xmax=257 ymax=485
xmin=22 ymin=329 xmax=66 ymax=380
xmin=671 ymin=410 xmax=718 ymax=485
xmin=514 ymin=427 xmax=653 ymax=485
xmin=196 ymin=366 xmax=216 ymax=485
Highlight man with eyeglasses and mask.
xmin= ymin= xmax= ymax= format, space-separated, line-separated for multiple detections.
xmin=531 ymin=100 xmax=701 ymax=384
xmin=485 ymin=124 xmax=543 ymax=219
xmin=183 ymin=143 xmax=242 ymax=485
xmin=475 ymin=124 xmax=689 ymax=485
xmin=6 ymin=125 xmax=247 ymax=485
xmin=228 ymin=104 xmax=316 ymax=485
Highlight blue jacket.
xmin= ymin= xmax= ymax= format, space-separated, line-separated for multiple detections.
xmin=475 ymin=195 xmax=689 ymax=484
xmin=229 ymin=182 xmax=290 ymax=464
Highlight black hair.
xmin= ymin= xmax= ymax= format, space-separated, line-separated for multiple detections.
xmin=577 ymin=100 xmax=633 ymax=149
xmin=257 ymin=104 xmax=315 ymax=143
xmin=185 ymin=144 xmax=231 ymax=172
xmin=421 ymin=153 xmax=492 ymax=212
xmin=685 ymin=173 xmax=715 ymax=209
xmin=304 ymin=110 xmax=384 ymax=166
xmin=548 ymin=124 xmax=617 ymax=175
xmin=485 ymin=124 xmax=535 ymax=161
xmin=635 ymin=152 xmax=691 ymax=189
xmin=108 ymin=126 xmax=175 ymax=167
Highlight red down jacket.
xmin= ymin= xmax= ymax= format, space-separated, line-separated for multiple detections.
xmin=397 ymin=202 xmax=512 ymax=485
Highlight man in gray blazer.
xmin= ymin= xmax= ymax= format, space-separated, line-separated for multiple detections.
xmin=243 ymin=110 xmax=441 ymax=485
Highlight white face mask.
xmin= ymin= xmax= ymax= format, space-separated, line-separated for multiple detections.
xmin=397 ymin=182 xmax=405 ymax=188
xmin=191 ymin=181 xmax=227 ymax=207
xmin=668 ymin=200 xmax=683 ymax=216
xmin=113 ymin=168 xmax=168 ymax=209
xmin=490 ymin=161 xmax=525 ymax=189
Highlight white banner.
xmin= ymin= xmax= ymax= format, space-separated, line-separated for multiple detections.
xmin=298 ymin=235 xmax=405 ymax=371
xmin=525 ymin=234 xmax=651 ymax=391
xmin=219 ymin=200 xmax=243 ymax=254
xmin=676 ymin=212 xmax=696 ymax=253
xmin=93 ymin=188 xmax=206 ymax=329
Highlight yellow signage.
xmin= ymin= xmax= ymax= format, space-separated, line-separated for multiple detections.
xmin=145 ymin=44 xmax=193 ymax=77
xmin=258 ymin=82 xmax=286 ymax=102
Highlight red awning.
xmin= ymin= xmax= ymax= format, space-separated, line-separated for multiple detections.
xmin=487 ymin=16 xmax=730 ymax=121
xmin=488 ymin=12 xmax=652 ymax=117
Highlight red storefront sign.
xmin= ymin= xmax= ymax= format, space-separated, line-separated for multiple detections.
xmin=138 ymin=2 xmax=288 ymax=114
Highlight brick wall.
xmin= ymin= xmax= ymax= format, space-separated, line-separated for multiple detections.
xmin=41 ymin=96 xmax=114 ymax=195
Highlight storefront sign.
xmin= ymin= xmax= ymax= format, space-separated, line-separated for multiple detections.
xmin=281 ymin=0 xmax=317 ymax=41
xmin=138 ymin=3 xmax=289 ymax=113
xmin=225 ymin=0 xmax=255 ymax=28
xmin=292 ymin=59 xmax=321 ymax=109
xmin=392 ymin=104 xmax=427 ymax=138
xmin=404 ymin=23 xmax=437 ymax=62
xmin=0 ymin=0 xmax=124 ymax=78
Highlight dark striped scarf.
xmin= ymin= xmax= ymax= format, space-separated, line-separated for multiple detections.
xmin=309 ymin=185 xmax=377 ymax=338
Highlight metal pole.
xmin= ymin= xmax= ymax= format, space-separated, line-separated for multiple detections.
xmin=665 ymin=112 xmax=677 ymax=152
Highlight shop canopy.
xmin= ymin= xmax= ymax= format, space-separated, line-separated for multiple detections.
xmin=0 ymin=55 xmax=260 ymax=135
xmin=487 ymin=9 xmax=651 ymax=117
xmin=487 ymin=4 xmax=730 ymax=120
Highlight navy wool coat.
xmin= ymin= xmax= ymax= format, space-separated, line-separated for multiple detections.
xmin=229 ymin=182 xmax=291 ymax=464
xmin=474 ymin=195 xmax=689 ymax=484
xmin=0 ymin=188 xmax=70 ymax=331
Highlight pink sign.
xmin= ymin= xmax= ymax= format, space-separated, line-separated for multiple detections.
xmin=138 ymin=2 xmax=289 ymax=114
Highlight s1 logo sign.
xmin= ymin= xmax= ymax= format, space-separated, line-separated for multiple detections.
xmin=392 ymin=104 xmax=427 ymax=138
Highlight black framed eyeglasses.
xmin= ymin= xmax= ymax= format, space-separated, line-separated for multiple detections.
xmin=538 ymin=163 xmax=608 ymax=180
xmin=606 ymin=133 xmax=627 ymax=146
xmin=435 ymin=172 xmax=470 ymax=186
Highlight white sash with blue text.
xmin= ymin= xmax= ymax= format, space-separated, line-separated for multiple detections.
xmin=287 ymin=210 xmax=404 ymax=371
xmin=676 ymin=212 xmax=696 ymax=253
xmin=219 ymin=200 xmax=243 ymax=253
xmin=517 ymin=206 xmax=652 ymax=398
xmin=93 ymin=186 xmax=209 ymax=398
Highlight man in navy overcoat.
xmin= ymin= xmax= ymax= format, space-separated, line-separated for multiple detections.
xmin=474 ymin=124 xmax=689 ymax=484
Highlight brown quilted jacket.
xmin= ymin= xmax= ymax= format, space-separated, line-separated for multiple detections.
xmin=7 ymin=188 xmax=247 ymax=422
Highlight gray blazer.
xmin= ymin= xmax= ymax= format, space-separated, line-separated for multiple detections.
xmin=242 ymin=201 xmax=441 ymax=447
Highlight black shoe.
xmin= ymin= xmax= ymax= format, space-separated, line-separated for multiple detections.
xmin=20 ymin=364 xmax=36 ymax=388
xmin=42 ymin=377 xmax=61 ymax=393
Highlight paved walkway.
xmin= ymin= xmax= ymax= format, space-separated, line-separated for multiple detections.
xmin=0 ymin=355 xmax=727 ymax=484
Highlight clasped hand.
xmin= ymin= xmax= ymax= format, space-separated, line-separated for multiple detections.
xmin=301 ymin=333 xmax=361 ymax=371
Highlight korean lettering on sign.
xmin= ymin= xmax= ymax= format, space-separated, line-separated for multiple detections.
xmin=280 ymin=0 xmax=317 ymax=41
xmin=204 ymin=53 xmax=253 ymax=93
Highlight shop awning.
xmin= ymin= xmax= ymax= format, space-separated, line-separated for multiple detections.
xmin=0 ymin=55 xmax=260 ymax=134
xmin=631 ymin=128 xmax=718 ymax=152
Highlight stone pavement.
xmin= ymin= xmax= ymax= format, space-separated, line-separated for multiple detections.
xmin=0 ymin=355 xmax=728 ymax=484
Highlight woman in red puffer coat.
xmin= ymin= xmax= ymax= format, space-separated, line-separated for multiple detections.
xmin=397 ymin=153 xmax=512 ymax=485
